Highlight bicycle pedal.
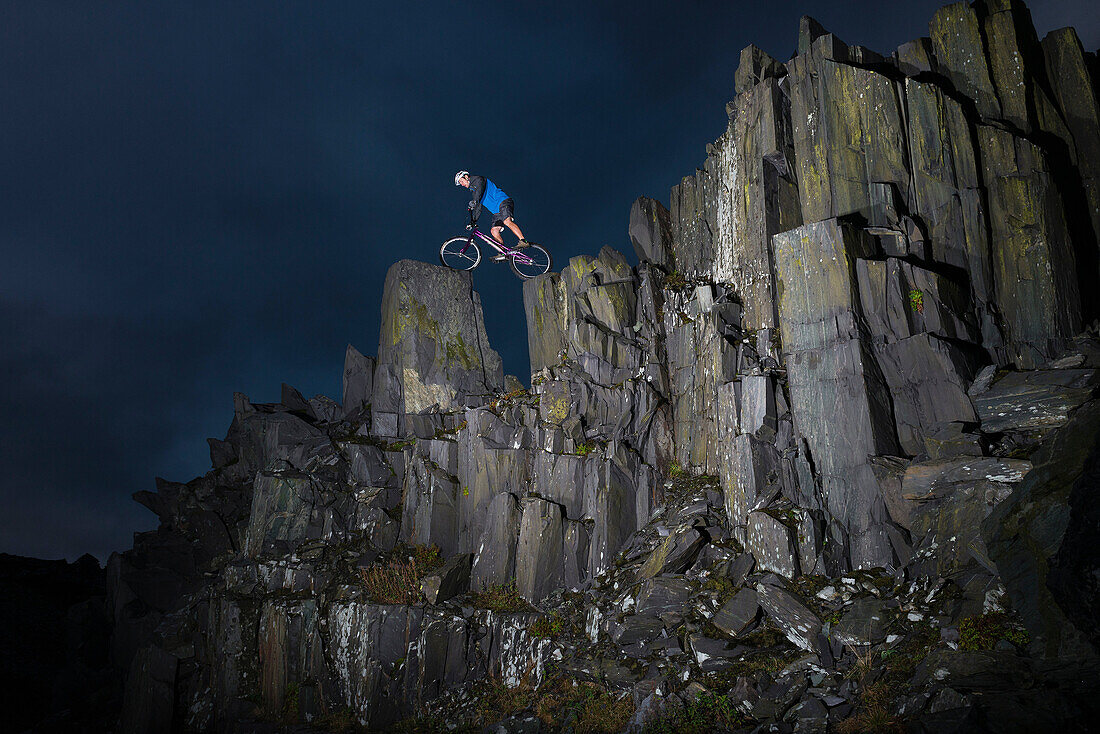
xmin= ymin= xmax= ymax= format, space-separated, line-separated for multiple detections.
xmin=491 ymin=254 xmax=508 ymax=262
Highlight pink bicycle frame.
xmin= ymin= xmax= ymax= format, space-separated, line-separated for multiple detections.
xmin=463 ymin=226 xmax=538 ymax=266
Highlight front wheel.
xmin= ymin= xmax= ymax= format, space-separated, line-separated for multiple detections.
xmin=510 ymin=244 xmax=553 ymax=279
xmin=440 ymin=237 xmax=481 ymax=271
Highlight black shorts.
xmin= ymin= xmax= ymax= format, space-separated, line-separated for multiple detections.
xmin=491 ymin=198 xmax=515 ymax=227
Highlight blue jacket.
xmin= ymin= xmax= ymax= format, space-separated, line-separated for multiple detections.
xmin=467 ymin=175 xmax=509 ymax=221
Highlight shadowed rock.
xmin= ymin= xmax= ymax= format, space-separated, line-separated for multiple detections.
xmin=984 ymin=399 xmax=1100 ymax=658
xmin=629 ymin=196 xmax=674 ymax=270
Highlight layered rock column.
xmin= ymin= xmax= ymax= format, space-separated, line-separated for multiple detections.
xmin=774 ymin=219 xmax=901 ymax=567
xmin=375 ymin=260 xmax=503 ymax=433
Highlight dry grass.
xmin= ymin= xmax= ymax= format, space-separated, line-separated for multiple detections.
xmin=837 ymin=640 xmax=905 ymax=733
xmin=470 ymin=581 xmax=532 ymax=612
xmin=358 ymin=544 xmax=442 ymax=604
xmin=834 ymin=681 xmax=904 ymax=733
xmin=533 ymin=679 xmax=634 ymax=733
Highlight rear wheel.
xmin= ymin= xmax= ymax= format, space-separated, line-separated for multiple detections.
xmin=510 ymin=243 xmax=552 ymax=279
xmin=440 ymin=237 xmax=481 ymax=271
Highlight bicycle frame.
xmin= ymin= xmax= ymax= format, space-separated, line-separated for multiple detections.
xmin=461 ymin=223 xmax=540 ymax=267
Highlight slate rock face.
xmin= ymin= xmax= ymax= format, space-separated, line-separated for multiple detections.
xmin=628 ymin=196 xmax=674 ymax=270
xmin=88 ymin=2 xmax=1100 ymax=732
xmin=974 ymin=368 xmax=1098 ymax=433
xmin=515 ymin=498 xmax=564 ymax=602
xmin=342 ymin=344 xmax=375 ymax=417
xmin=984 ymin=399 xmax=1100 ymax=657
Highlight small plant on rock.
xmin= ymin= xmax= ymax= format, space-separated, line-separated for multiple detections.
xmin=387 ymin=437 xmax=418 ymax=451
xmin=701 ymin=575 xmax=738 ymax=604
xmin=908 ymin=289 xmax=924 ymax=314
xmin=470 ymin=580 xmax=531 ymax=612
xmin=529 ymin=612 xmax=568 ymax=638
xmin=958 ymin=611 xmax=1030 ymax=651
xmin=314 ymin=706 xmax=361 ymax=732
xmin=835 ymin=680 xmax=903 ymax=734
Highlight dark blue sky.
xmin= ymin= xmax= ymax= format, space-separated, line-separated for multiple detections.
xmin=2 ymin=1 xmax=1096 ymax=562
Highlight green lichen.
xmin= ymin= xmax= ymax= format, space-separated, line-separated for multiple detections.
xmin=444 ymin=332 xmax=477 ymax=370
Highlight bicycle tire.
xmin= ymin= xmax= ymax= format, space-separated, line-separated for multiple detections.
xmin=509 ymin=244 xmax=553 ymax=279
xmin=439 ymin=236 xmax=481 ymax=271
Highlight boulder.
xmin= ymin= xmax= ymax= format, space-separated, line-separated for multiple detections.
xmin=979 ymin=127 xmax=1082 ymax=366
xmin=611 ymin=615 xmax=666 ymax=645
xmin=894 ymin=37 xmax=937 ymax=76
xmin=929 ymin=1 xmax=1001 ymax=120
xmin=711 ymin=587 xmax=760 ymax=637
xmin=637 ymin=527 xmax=706 ymax=579
xmin=735 ymin=44 xmax=784 ymax=94
xmin=471 ymin=492 xmax=521 ymax=591
xmin=376 ymin=260 xmax=503 ymax=415
xmin=734 ymin=44 xmax=787 ymax=94
xmin=280 ymin=382 xmax=312 ymax=414
xmin=746 ymin=510 xmax=799 ymax=579
xmin=740 ymin=374 xmax=777 ymax=440
xmin=787 ymin=43 xmax=909 ymax=224
xmin=420 ymin=553 xmax=472 ymax=604
xmin=636 ymin=576 xmax=694 ymax=620
xmin=872 ymin=334 xmax=979 ymax=456
xmin=832 ymin=597 xmax=888 ymax=647
xmin=756 ymin=583 xmax=822 ymax=652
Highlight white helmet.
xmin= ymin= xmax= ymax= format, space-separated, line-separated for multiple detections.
xmin=454 ymin=170 xmax=469 ymax=186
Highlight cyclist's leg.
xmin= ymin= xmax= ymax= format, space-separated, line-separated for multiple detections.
xmin=504 ymin=217 xmax=525 ymax=241
xmin=490 ymin=205 xmax=508 ymax=244
xmin=498 ymin=200 xmax=526 ymax=242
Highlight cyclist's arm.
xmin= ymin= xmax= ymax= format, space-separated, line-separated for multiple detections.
xmin=467 ymin=175 xmax=486 ymax=220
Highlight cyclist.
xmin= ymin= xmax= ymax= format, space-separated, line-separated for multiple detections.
xmin=454 ymin=171 xmax=531 ymax=260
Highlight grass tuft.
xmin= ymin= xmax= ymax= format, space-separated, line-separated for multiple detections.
xmin=358 ymin=544 xmax=442 ymax=604
xmin=643 ymin=691 xmax=751 ymax=733
xmin=470 ymin=581 xmax=532 ymax=612
xmin=528 ymin=611 xmax=570 ymax=638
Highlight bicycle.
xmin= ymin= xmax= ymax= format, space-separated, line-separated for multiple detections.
xmin=439 ymin=210 xmax=553 ymax=279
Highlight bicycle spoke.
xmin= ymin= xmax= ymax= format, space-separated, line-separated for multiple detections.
xmin=440 ymin=237 xmax=481 ymax=271
xmin=509 ymin=244 xmax=552 ymax=279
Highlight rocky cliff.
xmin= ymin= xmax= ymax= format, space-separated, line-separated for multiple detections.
xmin=87 ymin=2 xmax=1100 ymax=732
